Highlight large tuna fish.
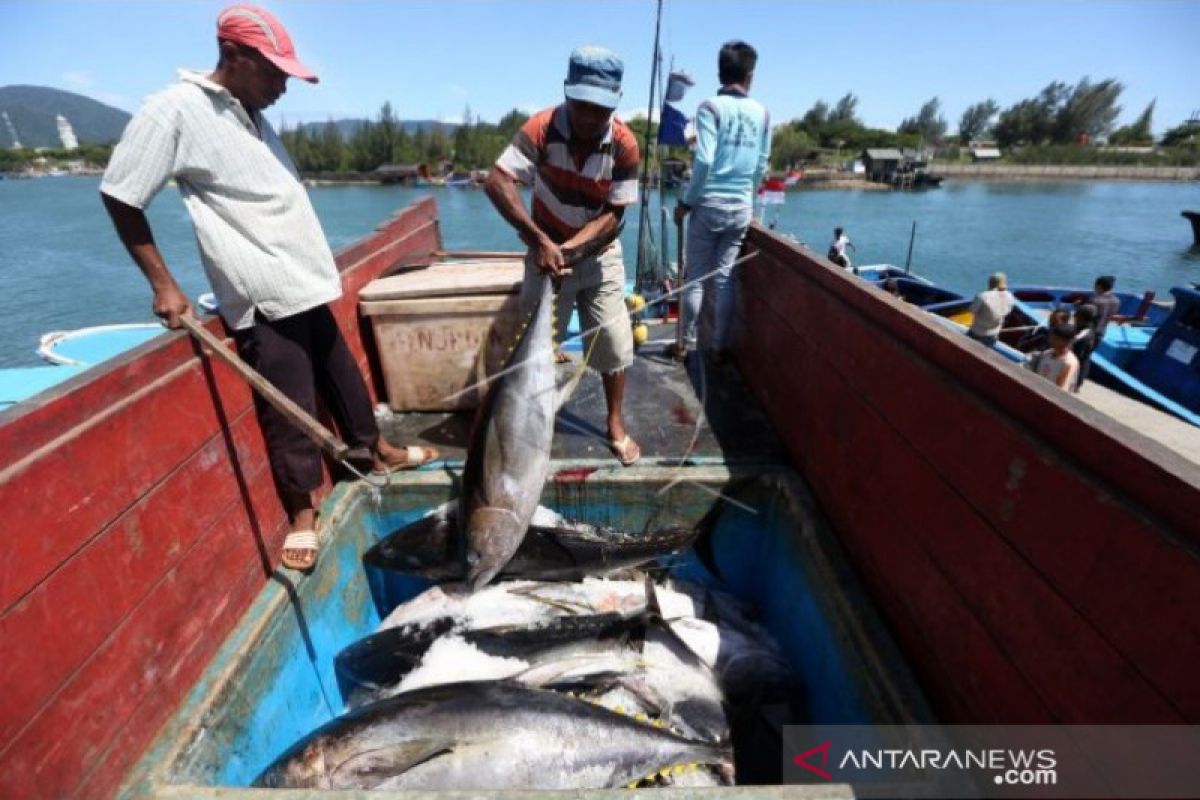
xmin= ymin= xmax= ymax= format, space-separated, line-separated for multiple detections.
xmin=460 ymin=272 xmax=558 ymax=590
xmin=252 ymin=681 xmax=732 ymax=790
xmin=363 ymin=501 xmax=699 ymax=582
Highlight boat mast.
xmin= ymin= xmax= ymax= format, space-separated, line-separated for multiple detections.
xmin=635 ymin=0 xmax=665 ymax=293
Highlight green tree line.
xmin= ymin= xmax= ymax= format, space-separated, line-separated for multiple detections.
xmin=278 ymin=103 xmax=531 ymax=174
xmin=769 ymin=77 xmax=1198 ymax=170
xmin=0 ymin=143 xmax=113 ymax=171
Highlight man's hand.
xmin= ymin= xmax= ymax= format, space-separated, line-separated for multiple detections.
xmin=674 ymin=203 xmax=690 ymax=226
xmin=153 ymin=284 xmax=193 ymax=329
xmin=534 ymin=235 xmax=568 ymax=277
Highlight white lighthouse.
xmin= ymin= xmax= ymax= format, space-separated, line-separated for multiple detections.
xmin=2 ymin=111 xmax=21 ymax=149
xmin=56 ymin=114 xmax=79 ymax=151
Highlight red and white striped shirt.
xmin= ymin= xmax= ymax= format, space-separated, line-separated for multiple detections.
xmin=496 ymin=105 xmax=639 ymax=243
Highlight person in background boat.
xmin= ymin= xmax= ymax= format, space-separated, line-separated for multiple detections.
xmin=98 ymin=4 xmax=437 ymax=573
xmin=1029 ymin=323 xmax=1080 ymax=391
xmin=883 ymin=278 xmax=905 ymax=301
xmin=1084 ymin=275 xmax=1121 ymax=340
xmin=672 ymin=41 xmax=771 ymax=366
xmin=1070 ymin=303 xmax=1099 ymax=392
xmin=1017 ymin=306 xmax=1071 ymax=351
xmin=484 ymin=45 xmax=642 ymax=467
xmin=966 ymin=271 xmax=1015 ymax=347
xmin=827 ymin=227 xmax=856 ymax=273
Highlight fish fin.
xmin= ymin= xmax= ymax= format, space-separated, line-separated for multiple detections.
xmin=643 ymin=573 xmax=663 ymax=621
xmin=554 ymin=362 xmax=585 ymax=412
xmin=690 ymin=493 xmax=727 ymax=582
xmin=536 ymin=670 xmax=626 ymax=694
xmin=331 ymin=739 xmax=454 ymax=784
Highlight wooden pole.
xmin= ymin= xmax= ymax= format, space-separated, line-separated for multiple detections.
xmin=179 ymin=315 xmax=352 ymax=462
xmin=430 ymin=250 xmax=524 ymax=260
xmin=904 ymin=221 xmax=917 ymax=274
xmin=674 ymin=217 xmax=686 ymax=356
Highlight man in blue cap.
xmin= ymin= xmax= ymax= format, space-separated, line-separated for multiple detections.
xmin=485 ymin=46 xmax=644 ymax=465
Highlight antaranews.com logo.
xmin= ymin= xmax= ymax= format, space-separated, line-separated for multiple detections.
xmin=793 ymin=740 xmax=1057 ymax=786
xmin=782 ymin=725 xmax=1200 ymax=799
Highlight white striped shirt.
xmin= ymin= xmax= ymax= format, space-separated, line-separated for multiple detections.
xmin=495 ymin=105 xmax=639 ymax=243
xmin=101 ymin=70 xmax=341 ymax=330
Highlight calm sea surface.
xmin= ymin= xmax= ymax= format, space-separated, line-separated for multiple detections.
xmin=0 ymin=175 xmax=1197 ymax=367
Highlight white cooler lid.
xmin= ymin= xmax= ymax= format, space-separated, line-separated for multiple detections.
xmin=360 ymin=260 xmax=524 ymax=302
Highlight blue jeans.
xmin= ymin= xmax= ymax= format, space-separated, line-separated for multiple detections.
xmin=681 ymin=200 xmax=753 ymax=352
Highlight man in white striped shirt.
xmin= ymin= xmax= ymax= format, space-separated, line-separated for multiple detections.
xmin=100 ymin=4 xmax=436 ymax=572
xmin=484 ymin=46 xmax=643 ymax=466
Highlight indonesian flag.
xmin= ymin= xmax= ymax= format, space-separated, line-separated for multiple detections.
xmin=784 ymin=169 xmax=804 ymax=186
xmin=759 ymin=176 xmax=787 ymax=205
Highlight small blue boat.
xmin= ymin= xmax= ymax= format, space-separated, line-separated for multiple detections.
xmin=1011 ymin=286 xmax=1200 ymax=427
xmin=1 ymin=323 xmax=163 ymax=410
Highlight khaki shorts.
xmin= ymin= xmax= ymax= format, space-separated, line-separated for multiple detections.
xmin=521 ymin=241 xmax=634 ymax=374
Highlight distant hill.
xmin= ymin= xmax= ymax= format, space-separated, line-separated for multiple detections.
xmin=292 ymin=118 xmax=459 ymax=138
xmin=0 ymin=85 xmax=131 ymax=148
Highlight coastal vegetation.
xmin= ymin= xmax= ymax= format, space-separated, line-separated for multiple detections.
xmin=4 ymin=77 xmax=1197 ymax=177
xmin=278 ymin=103 xmax=530 ymax=175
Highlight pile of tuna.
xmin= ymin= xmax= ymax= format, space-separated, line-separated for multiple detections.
xmin=254 ymin=553 xmax=795 ymax=790
xmin=252 ymin=275 xmax=795 ymax=789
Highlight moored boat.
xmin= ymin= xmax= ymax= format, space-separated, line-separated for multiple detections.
xmin=856 ymin=266 xmax=1037 ymax=361
xmin=0 ymin=323 xmax=165 ymax=409
xmin=1011 ymin=285 xmax=1199 ymax=426
xmin=2 ymin=198 xmax=1199 ymax=799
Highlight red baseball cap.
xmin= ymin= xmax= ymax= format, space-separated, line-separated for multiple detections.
xmin=217 ymin=4 xmax=318 ymax=84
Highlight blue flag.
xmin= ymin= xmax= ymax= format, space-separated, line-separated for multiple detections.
xmin=657 ymin=70 xmax=694 ymax=146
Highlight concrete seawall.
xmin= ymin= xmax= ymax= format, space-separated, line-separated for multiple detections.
xmin=933 ymin=163 xmax=1199 ymax=182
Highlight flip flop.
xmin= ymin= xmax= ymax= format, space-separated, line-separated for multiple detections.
xmin=371 ymin=445 xmax=440 ymax=476
xmin=609 ymin=434 xmax=641 ymax=467
xmin=280 ymin=529 xmax=318 ymax=572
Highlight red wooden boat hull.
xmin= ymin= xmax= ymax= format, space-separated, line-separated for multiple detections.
xmin=4 ymin=201 xmax=1199 ymax=799
xmin=737 ymin=226 xmax=1200 ymax=726
xmin=0 ymin=198 xmax=441 ymax=800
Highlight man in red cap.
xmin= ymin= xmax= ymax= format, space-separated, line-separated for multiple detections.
xmin=100 ymin=4 xmax=437 ymax=573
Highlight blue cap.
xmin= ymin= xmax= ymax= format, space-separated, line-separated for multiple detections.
xmin=564 ymin=45 xmax=623 ymax=108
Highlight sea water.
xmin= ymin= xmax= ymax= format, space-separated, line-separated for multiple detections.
xmin=0 ymin=175 xmax=1196 ymax=368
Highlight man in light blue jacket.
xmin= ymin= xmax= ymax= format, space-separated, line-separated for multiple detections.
xmin=673 ymin=41 xmax=771 ymax=365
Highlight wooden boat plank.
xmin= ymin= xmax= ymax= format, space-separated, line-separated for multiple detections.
xmin=824 ymin=319 xmax=1196 ymax=720
xmin=750 ymin=229 xmax=1200 ymax=536
xmin=794 ymin=278 xmax=1200 ymax=716
xmin=0 ymin=408 xmax=270 ymax=748
xmin=0 ymin=198 xmax=440 ymax=800
xmin=358 ymin=260 xmax=524 ymax=301
xmin=739 ymin=228 xmax=1200 ymax=723
xmin=1075 ymin=381 xmax=1200 ymax=463
xmin=0 ymin=479 xmax=273 ymax=800
xmin=743 ymin=312 xmax=1057 ymax=723
xmin=0 ymin=358 xmax=259 ymax=610
xmin=742 ymin=285 xmax=1185 ymax=722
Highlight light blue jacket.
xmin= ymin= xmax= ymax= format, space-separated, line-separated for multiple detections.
xmin=681 ymin=86 xmax=771 ymax=208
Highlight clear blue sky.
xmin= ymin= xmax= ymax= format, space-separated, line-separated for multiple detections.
xmin=2 ymin=1 xmax=1197 ymax=135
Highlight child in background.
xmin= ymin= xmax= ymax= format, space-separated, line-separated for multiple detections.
xmin=1031 ymin=323 xmax=1080 ymax=391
